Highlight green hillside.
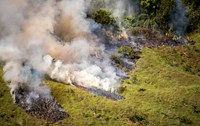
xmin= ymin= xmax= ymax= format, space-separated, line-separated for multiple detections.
xmin=1 ymin=0 xmax=200 ymax=125
xmin=1 ymin=33 xmax=199 ymax=126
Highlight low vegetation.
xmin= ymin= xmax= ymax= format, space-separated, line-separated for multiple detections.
xmin=1 ymin=0 xmax=200 ymax=125
xmin=0 ymin=33 xmax=199 ymax=126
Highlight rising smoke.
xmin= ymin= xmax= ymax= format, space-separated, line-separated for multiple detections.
xmin=88 ymin=0 xmax=139 ymax=29
xmin=0 ymin=0 xmax=121 ymax=101
xmin=0 ymin=0 xmax=189 ymax=103
xmin=170 ymin=0 xmax=188 ymax=36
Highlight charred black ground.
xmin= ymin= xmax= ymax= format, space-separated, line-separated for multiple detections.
xmin=106 ymin=28 xmax=191 ymax=72
xmin=73 ymin=84 xmax=124 ymax=100
xmin=13 ymin=86 xmax=68 ymax=123
xmin=10 ymin=26 xmax=192 ymax=123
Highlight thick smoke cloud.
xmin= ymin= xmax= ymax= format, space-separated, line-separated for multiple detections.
xmin=0 ymin=0 xmax=120 ymax=100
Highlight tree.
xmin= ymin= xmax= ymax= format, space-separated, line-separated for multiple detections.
xmin=92 ymin=8 xmax=116 ymax=26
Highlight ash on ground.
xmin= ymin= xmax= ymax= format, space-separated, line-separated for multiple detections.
xmin=102 ymin=28 xmax=190 ymax=73
xmin=73 ymin=84 xmax=124 ymax=100
xmin=13 ymin=86 xmax=68 ymax=123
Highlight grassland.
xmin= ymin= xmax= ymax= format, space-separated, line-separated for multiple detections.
xmin=0 ymin=33 xmax=200 ymax=126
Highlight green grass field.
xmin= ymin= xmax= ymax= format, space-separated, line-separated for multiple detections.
xmin=0 ymin=33 xmax=199 ymax=126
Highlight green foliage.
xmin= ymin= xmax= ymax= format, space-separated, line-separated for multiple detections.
xmin=1 ymin=36 xmax=200 ymax=125
xmin=139 ymin=0 xmax=200 ymax=33
xmin=92 ymin=8 xmax=116 ymax=26
xmin=155 ymin=0 xmax=175 ymax=31
xmin=123 ymin=14 xmax=157 ymax=29
xmin=140 ymin=0 xmax=161 ymax=18
xmin=122 ymin=0 xmax=175 ymax=31
xmin=0 ymin=1 xmax=200 ymax=125
xmin=89 ymin=0 xmax=200 ymax=34
xmin=191 ymin=33 xmax=200 ymax=48
xmin=182 ymin=0 xmax=200 ymax=32
xmin=157 ymin=45 xmax=200 ymax=76
xmin=127 ymin=48 xmax=200 ymax=125
xmin=118 ymin=45 xmax=140 ymax=60
xmin=122 ymin=16 xmax=137 ymax=28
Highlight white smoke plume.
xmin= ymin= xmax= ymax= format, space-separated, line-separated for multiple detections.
xmin=112 ymin=0 xmax=137 ymax=20
xmin=0 ymin=0 xmax=120 ymax=100
xmin=103 ymin=0 xmax=139 ymax=36
xmin=170 ymin=0 xmax=188 ymax=36
xmin=88 ymin=0 xmax=139 ymax=27
xmin=88 ymin=0 xmax=138 ymax=17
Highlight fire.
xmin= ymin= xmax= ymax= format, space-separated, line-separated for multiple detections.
xmin=118 ymin=31 xmax=129 ymax=40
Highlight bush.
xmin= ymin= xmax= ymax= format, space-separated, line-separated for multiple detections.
xmin=92 ymin=8 xmax=116 ymax=26
xmin=182 ymin=0 xmax=200 ymax=32
xmin=140 ymin=0 xmax=161 ymax=18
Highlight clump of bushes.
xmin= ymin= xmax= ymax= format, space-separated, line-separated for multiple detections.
xmin=118 ymin=45 xmax=140 ymax=60
xmin=92 ymin=8 xmax=116 ymax=26
xmin=90 ymin=0 xmax=199 ymax=35
xmin=182 ymin=0 xmax=200 ymax=32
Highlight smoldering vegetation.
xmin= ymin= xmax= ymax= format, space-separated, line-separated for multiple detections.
xmin=0 ymin=0 xmax=121 ymax=98
xmin=0 ymin=0 xmax=193 ymax=123
xmin=169 ymin=0 xmax=189 ymax=36
xmin=0 ymin=0 xmax=123 ymax=121
xmin=13 ymin=85 xmax=69 ymax=123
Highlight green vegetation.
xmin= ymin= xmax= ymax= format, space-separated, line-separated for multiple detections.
xmin=156 ymin=45 xmax=200 ymax=76
xmin=92 ymin=8 xmax=116 ymax=26
xmin=182 ymin=0 xmax=200 ymax=32
xmin=140 ymin=0 xmax=160 ymax=18
xmin=122 ymin=14 xmax=157 ymax=29
xmin=1 ymin=33 xmax=199 ymax=125
xmin=154 ymin=0 xmax=175 ymax=31
xmin=91 ymin=0 xmax=200 ymax=33
xmin=0 ymin=68 xmax=47 ymax=126
xmin=118 ymin=45 xmax=140 ymax=60
xmin=1 ymin=0 xmax=200 ymax=125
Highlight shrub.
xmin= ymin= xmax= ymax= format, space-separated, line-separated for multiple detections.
xmin=92 ymin=8 xmax=116 ymax=26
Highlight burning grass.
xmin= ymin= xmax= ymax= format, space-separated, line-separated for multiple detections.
xmin=0 ymin=0 xmax=199 ymax=125
xmin=0 ymin=33 xmax=200 ymax=125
